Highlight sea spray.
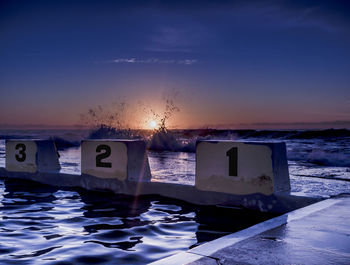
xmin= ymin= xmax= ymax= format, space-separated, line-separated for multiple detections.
xmin=87 ymin=125 xmax=141 ymax=140
xmin=81 ymin=101 xmax=141 ymax=139
xmin=145 ymin=89 xmax=190 ymax=151
xmin=80 ymin=102 xmax=129 ymax=129
xmin=81 ymin=89 xmax=189 ymax=151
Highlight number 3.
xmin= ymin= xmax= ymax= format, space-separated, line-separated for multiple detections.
xmin=15 ymin=143 xmax=26 ymax=162
xmin=96 ymin=145 xmax=112 ymax=168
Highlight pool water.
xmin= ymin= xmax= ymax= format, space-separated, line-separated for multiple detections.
xmin=0 ymin=178 xmax=276 ymax=265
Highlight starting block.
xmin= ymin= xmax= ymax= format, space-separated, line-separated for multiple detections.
xmin=196 ymin=140 xmax=290 ymax=195
xmin=5 ymin=139 xmax=61 ymax=173
xmin=81 ymin=140 xmax=151 ymax=182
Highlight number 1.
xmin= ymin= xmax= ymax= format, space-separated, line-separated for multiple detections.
xmin=226 ymin=147 xmax=238 ymax=176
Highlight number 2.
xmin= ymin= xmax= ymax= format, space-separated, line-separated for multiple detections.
xmin=96 ymin=145 xmax=112 ymax=168
xmin=15 ymin=143 xmax=26 ymax=162
xmin=226 ymin=147 xmax=238 ymax=176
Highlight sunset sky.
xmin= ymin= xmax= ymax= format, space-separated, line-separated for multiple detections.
xmin=1 ymin=0 xmax=350 ymax=129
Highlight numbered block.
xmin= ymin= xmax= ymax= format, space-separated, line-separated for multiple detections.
xmin=81 ymin=140 xmax=151 ymax=181
xmin=5 ymin=140 xmax=61 ymax=173
xmin=196 ymin=141 xmax=290 ymax=195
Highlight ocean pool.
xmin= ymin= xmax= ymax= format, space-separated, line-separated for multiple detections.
xmin=1 ymin=131 xmax=350 ymax=264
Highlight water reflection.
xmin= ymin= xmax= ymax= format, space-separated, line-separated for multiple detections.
xmin=0 ymin=178 xmax=276 ymax=264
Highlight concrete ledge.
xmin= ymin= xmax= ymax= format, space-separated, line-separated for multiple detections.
xmin=0 ymin=167 xmax=321 ymax=213
xmin=150 ymin=198 xmax=339 ymax=265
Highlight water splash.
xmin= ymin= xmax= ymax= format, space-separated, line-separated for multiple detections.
xmin=80 ymin=101 xmax=140 ymax=139
xmin=146 ymin=89 xmax=185 ymax=151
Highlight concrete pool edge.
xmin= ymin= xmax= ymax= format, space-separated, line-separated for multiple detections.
xmin=0 ymin=168 xmax=322 ymax=213
xmin=149 ymin=198 xmax=339 ymax=265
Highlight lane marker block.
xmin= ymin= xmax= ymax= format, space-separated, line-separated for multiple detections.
xmin=196 ymin=141 xmax=290 ymax=195
xmin=81 ymin=140 xmax=151 ymax=181
xmin=5 ymin=139 xmax=60 ymax=173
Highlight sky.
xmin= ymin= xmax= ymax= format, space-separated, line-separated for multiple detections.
xmin=1 ymin=0 xmax=350 ymax=129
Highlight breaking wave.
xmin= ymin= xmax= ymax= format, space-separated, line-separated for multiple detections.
xmin=288 ymin=149 xmax=350 ymax=167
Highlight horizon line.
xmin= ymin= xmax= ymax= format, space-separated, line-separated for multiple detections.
xmin=0 ymin=120 xmax=350 ymax=130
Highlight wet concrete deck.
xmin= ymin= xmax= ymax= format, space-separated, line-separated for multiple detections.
xmin=152 ymin=195 xmax=350 ymax=265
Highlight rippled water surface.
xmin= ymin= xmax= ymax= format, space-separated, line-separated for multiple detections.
xmin=0 ymin=178 xmax=276 ymax=265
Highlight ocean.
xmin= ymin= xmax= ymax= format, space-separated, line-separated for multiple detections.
xmin=0 ymin=128 xmax=349 ymax=264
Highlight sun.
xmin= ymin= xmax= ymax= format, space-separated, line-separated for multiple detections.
xmin=148 ymin=120 xmax=158 ymax=130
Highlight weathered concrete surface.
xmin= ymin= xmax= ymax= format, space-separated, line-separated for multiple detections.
xmin=188 ymin=195 xmax=350 ymax=265
xmin=0 ymin=168 xmax=321 ymax=213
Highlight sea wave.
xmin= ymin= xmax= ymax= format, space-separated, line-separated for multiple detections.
xmin=49 ymin=137 xmax=80 ymax=150
xmin=286 ymin=129 xmax=350 ymax=139
xmin=288 ymin=149 xmax=350 ymax=167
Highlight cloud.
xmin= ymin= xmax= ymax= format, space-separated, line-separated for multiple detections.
xmin=113 ymin=58 xmax=197 ymax=65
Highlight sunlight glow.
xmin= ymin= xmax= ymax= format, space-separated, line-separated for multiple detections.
xmin=149 ymin=120 xmax=158 ymax=130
